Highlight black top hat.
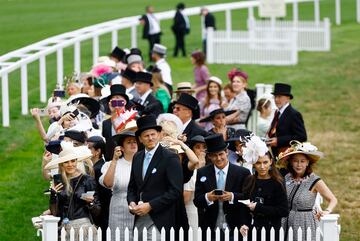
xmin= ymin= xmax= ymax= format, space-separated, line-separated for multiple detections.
xmin=205 ymin=134 xmax=229 ymax=153
xmin=64 ymin=130 xmax=87 ymax=144
xmin=189 ymin=135 xmax=206 ymax=149
xmin=68 ymin=96 xmax=100 ymax=119
xmin=134 ymin=72 xmax=153 ymax=86
xmin=175 ymin=93 xmax=199 ymax=114
xmin=271 ymin=83 xmax=293 ymax=99
xmin=45 ymin=140 xmax=62 ymax=154
xmin=112 ymin=131 xmax=136 ymax=146
xmin=227 ymin=129 xmax=252 ymax=152
xmin=110 ymin=46 xmax=126 ymax=62
xmin=106 ymin=84 xmax=129 ymax=103
xmin=121 ymin=68 xmax=137 ymax=83
xmin=135 ymin=115 xmax=162 ymax=136
xmin=199 ymin=108 xmax=236 ymax=123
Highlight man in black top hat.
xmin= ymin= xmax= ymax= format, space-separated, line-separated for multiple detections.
xmin=139 ymin=6 xmax=162 ymax=60
xmin=266 ymin=83 xmax=307 ymax=157
xmin=171 ymin=3 xmax=190 ymax=57
xmin=101 ymin=84 xmax=130 ymax=160
xmin=173 ymin=93 xmax=207 ymax=142
xmin=194 ymin=134 xmax=251 ymax=241
xmin=86 ymin=136 xmax=112 ymax=241
xmin=127 ymin=115 xmax=183 ymax=241
xmin=134 ymin=71 xmax=164 ymax=117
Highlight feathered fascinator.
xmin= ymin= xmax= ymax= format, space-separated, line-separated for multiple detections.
xmin=242 ymin=135 xmax=269 ymax=164
xmin=227 ymin=68 xmax=248 ymax=82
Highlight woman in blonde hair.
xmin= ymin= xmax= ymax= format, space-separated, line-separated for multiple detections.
xmin=46 ymin=142 xmax=100 ymax=241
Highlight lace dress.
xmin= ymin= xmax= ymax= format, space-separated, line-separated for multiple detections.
xmin=282 ymin=173 xmax=321 ymax=241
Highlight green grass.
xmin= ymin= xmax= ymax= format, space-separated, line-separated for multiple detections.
xmin=1 ymin=0 xmax=360 ymax=240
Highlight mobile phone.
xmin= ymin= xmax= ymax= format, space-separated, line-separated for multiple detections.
xmin=53 ymin=90 xmax=65 ymax=98
xmin=71 ymin=109 xmax=79 ymax=117
xmin=111 ymin=99 xmax=125 ymax=108
xmin=53 ymin=174 xmax=63 ymax=186
xmin=214 ymin=189 xmax=224 ymax=196
xmin=38 ymin=108 xmax=47 ymax=117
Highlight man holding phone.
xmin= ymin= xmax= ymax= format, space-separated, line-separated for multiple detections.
xmin=194 ymin=134 xmax=251 ymax=240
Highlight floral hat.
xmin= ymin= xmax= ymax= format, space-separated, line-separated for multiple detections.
xmin=242 ymin=135 xmax=269 ymax=164
xmin=277 ymin=140 xmax=324 ymax=167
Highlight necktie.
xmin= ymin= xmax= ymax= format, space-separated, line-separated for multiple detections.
xmin=267 ymin=110 xmax=280 ymax=138
xmin=142 ymin=152 xmax=152 ymax=179
xmin=217 ymin=170 xmax=225 ymax=190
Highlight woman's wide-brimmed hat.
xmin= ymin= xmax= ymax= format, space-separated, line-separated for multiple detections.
xmin=174 ymin=82 xmax=195 ymax=93
xmin=199 ymin=108 xmax=236 ymax=123
xmin=112 ymin=131 xmax=136 ymax=147
xmin=277 ymin=140 xmax=324 ymax=166
xmin=45 ymin=141 xmax=92 ymax=169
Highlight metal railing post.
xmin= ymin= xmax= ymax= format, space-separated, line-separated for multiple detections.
xmin=39 ymin=56 xmax=47 ymax=103
xmin=56 ymin=49 xmax=63 ymax=88
xmin=112 ymin=30 xmax=118 ymax=49
xmin=1 ymin=74 xmax=10 ymax=127
xmin=74 ymin=41 xmax=81 ymax=74
xmin=131 ymin=25 xmax=137 ymax=48
xmin=92 ymin=35 xmax=99 ymax=65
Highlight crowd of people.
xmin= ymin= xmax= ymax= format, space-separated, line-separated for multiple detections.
xmin=30 ymin=8 xmax=338 ymax=241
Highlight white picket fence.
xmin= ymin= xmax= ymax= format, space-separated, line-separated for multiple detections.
xmin=247 ymin=18 xmax=331 ymax=51
xmin=37 ymin=214 xmax=340 ymax=241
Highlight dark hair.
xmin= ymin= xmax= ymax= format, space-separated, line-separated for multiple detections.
xmin=88 ymin=139 xmax=106 ymax=157
xmin=287 ymin=154 xmax=314 ymax=178
xmin=256 ymin=98 xmax=271 ymax=112
xmin=223 ymin=83 xmax=233 ymax=92
xmin=243 ymin=152 xmax=285 ymax=198
xmin=176 ymin=3 xmax=185 ymax=10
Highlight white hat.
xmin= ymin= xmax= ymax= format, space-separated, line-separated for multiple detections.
xmin=208 ymin=76 xmax=222 ymax=86
xmin=242 ymin=135 xmax=269 ymax=164
xmin=45 ymin=141 xmax=92 ymax=169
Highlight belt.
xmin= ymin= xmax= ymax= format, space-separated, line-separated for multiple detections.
xmin=292 ymin=209 xmax=313 ymax=212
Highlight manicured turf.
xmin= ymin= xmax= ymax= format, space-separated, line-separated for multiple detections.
xmin=0 ymin=0 xmax=359 ymax=240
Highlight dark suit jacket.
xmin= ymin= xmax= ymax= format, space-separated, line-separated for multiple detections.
xmin=194 ymin=163 xmax=251 ymax=233
xmin=127 ymin=144 xmax=183 ymax=232
xmin=183 ymin=120 xmax=208 ymax=142
xmin=204 ymin=13 xmax=216 ymax=29
xmin=275 ymin=104 xmax=307 ymax=152
xmin=102 ymin=118 xmax=116 ymax=161
xmin=140 ymin=14 xmax=150 ymax=39
xmin=172 ymin=10 xmax=189 ymax=35
xmin=139 ymin=93 xmax=164 ymax=117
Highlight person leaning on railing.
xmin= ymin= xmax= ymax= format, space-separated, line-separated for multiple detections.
xmin=278 ymin=141 xmax=337 ymax=241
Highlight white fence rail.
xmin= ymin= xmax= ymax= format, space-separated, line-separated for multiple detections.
xmin=37 ymin=214 xmax=340 ymax=241
xmin=206 ymin=28 xmax=298 ymax=65
xmin=0 ymin=0 xmax=316 ymax=127
xmin=247 ymin=18 xmax=331 ymax=51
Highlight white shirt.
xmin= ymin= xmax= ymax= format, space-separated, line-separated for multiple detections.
xmin=156 ymin=58 xmax=172 ymax=86
xmin=180 ymin=10 xmax=190 ymax=30
xmin=205 ymin=162 xmax=234 ymax=205
xmin=147 ymin=13 xmax=161 ymax=35
xmin=139 ymin=89 xmax=153 ymax=105
xmin=278 ymin=102 xmax=290 ymax=117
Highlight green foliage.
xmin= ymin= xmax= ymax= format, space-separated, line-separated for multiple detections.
xmin=0 ymin=0 xmax=360 ymax=240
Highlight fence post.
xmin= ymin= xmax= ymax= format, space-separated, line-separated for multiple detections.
xmin=225 ymin=9 xmax=232 ymax=38
xmin=39 ymin=56 xmax=47 ymax=103
xmin=335 ymin=0 xmax=341 ymax=25
xmin=93 ymin=35 xmax=99 ymax=65
xmin=74 ymin=41 xmax=81 ymax=74
xmin=357 ymin=0 xmax=360 ymax=23
xmin=131 ymin=25 xmax=137 ymax=48
xmin=41 ymin=215 xmax=60 ymax=241
xmin=206 ymin=27 xmax=214 ymax=64
xmin=314 ymin=0 xmax=320 ymax=25
xmin=1 ymin=73 xmax=10 ymax=127
xmin=293 ymin=0 xmax=299 ymax=26
xmin=56 ymin=49 xmax=63 ymax=89
xmin=21 ymin=64 xmax=28 ymax=115
xmin=324 ymin=18 xmax=331 ymax=51
xmin=320 ymin=214 xmax=340 ymax=241
xmin=112 ymin=30 xmax=118 ymax=49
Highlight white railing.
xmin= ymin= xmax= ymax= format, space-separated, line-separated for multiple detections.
xmin=0 ymin=0 xmax=318 ymax=127
xmin=37 ymin=214 xmax=340 ymax=241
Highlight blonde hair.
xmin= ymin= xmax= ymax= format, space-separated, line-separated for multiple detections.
xmin=58 ymin=160 xmax=86 ymax=196
xmin=159 ymin=120 xmax=179 ymax=139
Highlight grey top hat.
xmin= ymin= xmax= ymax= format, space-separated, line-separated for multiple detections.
xmin=152 ymin=44 xmax=167 ymax=55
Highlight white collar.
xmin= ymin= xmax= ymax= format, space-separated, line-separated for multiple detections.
xmin=214 ymin=162 xmax=230 ymax=176
xmin=156 ymin=58 xmax=165 ymax=65
xmin=182 ymin=118 xmax=192 ymax=131
xmin=145 ymin=142 xmax=160 ymax=156
xmin=278 ymin=102 xmax=290 ymax=115
xmin=140 ymin=89 xmax=153 ymax=104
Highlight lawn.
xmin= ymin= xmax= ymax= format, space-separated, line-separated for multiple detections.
xmin=0 ymin=0 xmax=359 ymax=241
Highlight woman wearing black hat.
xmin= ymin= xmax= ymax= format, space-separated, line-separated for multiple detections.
xmin=200 ymin=108 xmax=236 ymax=141
xmin=100 ymin=131 xmax=138 ymax=239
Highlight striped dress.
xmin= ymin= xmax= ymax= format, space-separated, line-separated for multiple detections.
xmin=282 ymin=173 xmax=321 ymax=241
